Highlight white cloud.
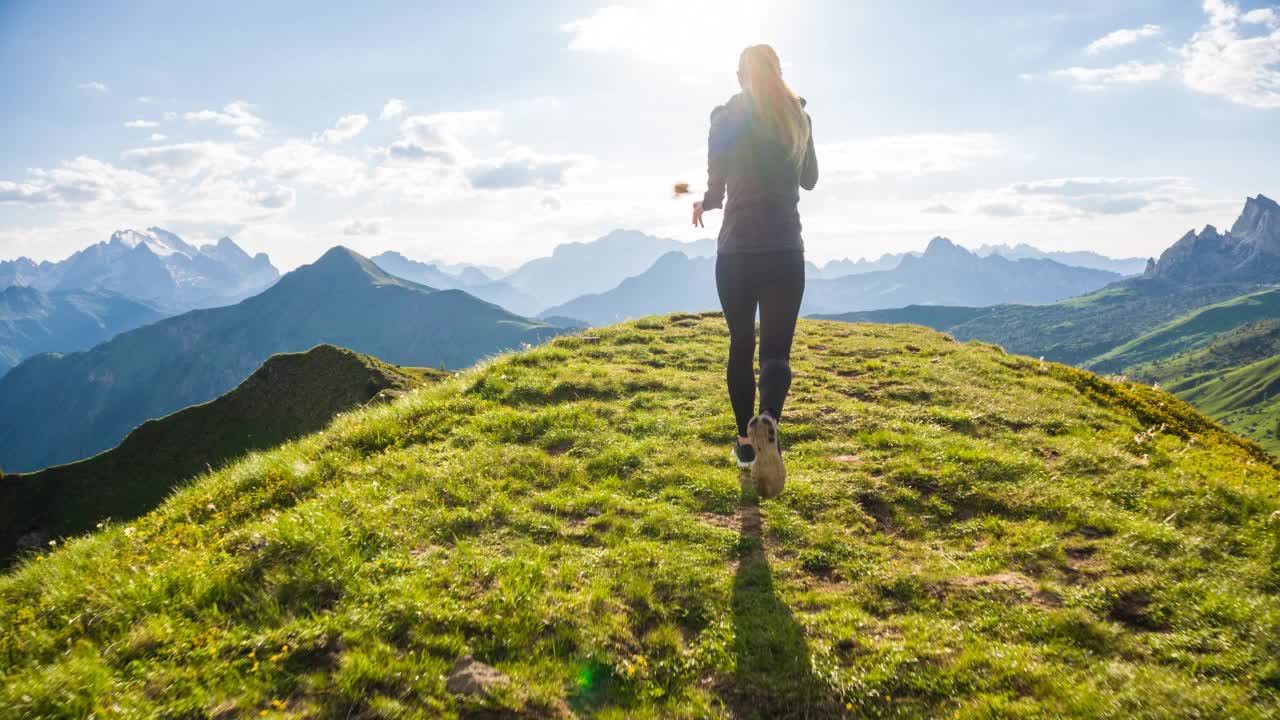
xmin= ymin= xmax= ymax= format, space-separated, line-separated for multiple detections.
xmin=818 ymin=133 xmax=1005 ymax=182
xmin=1050 ymin=61 xmax=1168 ymax=90
xmin=380 ymin=98 xmax=406 ymax=120
xmin=183 ymin=101 xmax=267 ymax=137
xmin=77 ymin=81 xmax=108 ymax=93
xmin=1180 ymin=0 xmax=1280 ymax=109
xmin=951 ymin=176 xmax=1196 ymax=220
xmin=1086 ymin=24 xmax=1163 ymax=55
xmin=386 ymin=140 xmax=455 ymax=163
xmin=122 ymin=142 xmax=250 ymax=179
xmin=261 ymin=141 xmax=368 ymax=195
xmin=0 ymin=181 xmax=59 ymax=204
xmin=317 ymin=113 xmax=370 ymax=144
xmin=1 ymin=156 xmax=161 ymax=210
xmin=465 ymin=148 xmax=586 ymax=190
xmin=150 ymin=133 xmax=167 ymax=142
xmin=398 ymin=111 xmax=502 ymax=164
xmin=253 ymin=185 xmax=296 ymax=210
xmin=124 ymin=119 xmax=159 ymax=128
xmin=343 ymin=219 xmax=383 ymax=236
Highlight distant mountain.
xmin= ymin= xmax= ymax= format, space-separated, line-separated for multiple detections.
xmin=975 ymin=243 xmax=1148 ymax=276
xmin=1 ymin=227 xmax=279 ymax=312
xmin=0 ymin=345 xmax=447 ymax=564
xmin=0 ymin=246 xmax=567 ymax=473
xmin=813 ymin=253 xmax=912 ymax=278
xmin=801 ymin=237 xmax=1121 ymax=314
xmin=1145 ymin=194 xmax=1280 ymax=283
xmin=437 ymin=260 xmax=505 ymax=281
xmin=371 ymin=251 xmax=541 ymax=316
xmin=821 ymin=196 xmax=1280 ymax=365
xmin=543 ymin=237 xmax=1121 ymax=325
xmin=541 ymin=252 xmax=718 ymax=326
xmin=0 ymin=257 xmax=57 ymax=288
xmin=502 ymin=229 xmax=716 ymax=309
xmin=0 ymin=287 xmax=166 ymax=372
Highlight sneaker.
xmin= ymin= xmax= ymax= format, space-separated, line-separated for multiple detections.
xmin=748 ymin=413 xmax=785 ymax=499
xmin=733 ymin=441 xmax=757 ymax=469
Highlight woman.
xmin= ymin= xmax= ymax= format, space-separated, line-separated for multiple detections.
xmin=693 ymin=44 xmax=818 ymax=499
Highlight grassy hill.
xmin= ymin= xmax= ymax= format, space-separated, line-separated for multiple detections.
xmin=1086 ymin=288 xmax=1280 ymax=373
xmin=2 ymin=316 xmax=1278 ymax=718
xmin=0 ymin=345 xmax=447 ymax=566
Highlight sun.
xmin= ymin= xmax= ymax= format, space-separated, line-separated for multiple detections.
xmin=562 ymin=0 xmax=776 ymax=72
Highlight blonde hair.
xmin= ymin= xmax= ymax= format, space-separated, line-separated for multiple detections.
xmin=739 ymin=44 xmax=808 ymax=170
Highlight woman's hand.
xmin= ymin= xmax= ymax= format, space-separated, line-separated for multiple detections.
xmin=692 ymin=201 xmax=704 ymax=228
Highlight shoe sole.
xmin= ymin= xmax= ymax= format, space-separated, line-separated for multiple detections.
xmin=748 ymin=414 xmax=785 ymax=499
xmin=732 ymin=448 xmax=755 ymax=469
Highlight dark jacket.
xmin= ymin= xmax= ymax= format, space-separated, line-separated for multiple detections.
xmin=702 ymin=92 xmax=818 ymax=254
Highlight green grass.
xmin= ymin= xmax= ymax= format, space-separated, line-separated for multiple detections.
xmin=2 ymin=316 xmax=1278 ymax=718
xmin=1087 ymin=288 xmax=1280 ymax=373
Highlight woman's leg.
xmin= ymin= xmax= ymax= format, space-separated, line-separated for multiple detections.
xmin=756 ymin=251 xmax=805 ymax=421
xmin=715 ymin=253 xmax=759 ymax=439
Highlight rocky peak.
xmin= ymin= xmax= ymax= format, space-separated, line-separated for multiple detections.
xmin=923 ymin=236 xmax=974 ymax=260
xmin=1147 ymin=195 xmax=1280 ymax=284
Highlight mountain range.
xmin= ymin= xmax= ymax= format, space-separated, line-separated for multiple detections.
xmin=542 ymin=236 xmax=1122 ymax=324
xmin=0 ymin=246 xmax=566 ymax=473
xmin=1 ymin=227 xmax=279 ymax=311
xmin=0 ymin=228 xmax=279 ymax=372
xmin=498 ymin=229 xmax=716 ymax=309
xmin=371 ymin=251 xmax=542 ymax=316
xmin=974 ymin=243 xmax=1149 ymax=276
xmin=802 ymin=237 xmax=1121 ymax=314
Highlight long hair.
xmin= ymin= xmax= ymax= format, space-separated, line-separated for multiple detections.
xmin=738 ymin=44 xmax=808 ymax=170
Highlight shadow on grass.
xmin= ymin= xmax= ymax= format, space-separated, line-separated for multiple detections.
xmin=727 ymin=474 xmax=842 ymax=719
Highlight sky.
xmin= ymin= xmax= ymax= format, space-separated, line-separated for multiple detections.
xmin=1 ymin=0 xmax=1279 ymax=270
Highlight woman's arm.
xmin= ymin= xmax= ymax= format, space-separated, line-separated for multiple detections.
xmin=800 ymin=112 xmax=818 ymax=191
xmin=701 ymin=105 xmax=729 ymax=212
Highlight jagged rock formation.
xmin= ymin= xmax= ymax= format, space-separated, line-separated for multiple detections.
xmin=1146 ymin=195 xmax=1280 ymax=283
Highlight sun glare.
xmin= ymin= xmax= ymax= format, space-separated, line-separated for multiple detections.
xmin=563 ymin=0 xmax=773 ymax=72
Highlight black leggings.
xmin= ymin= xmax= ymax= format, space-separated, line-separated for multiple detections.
xmin=715 ymin=250 xmax=805 ymax=437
